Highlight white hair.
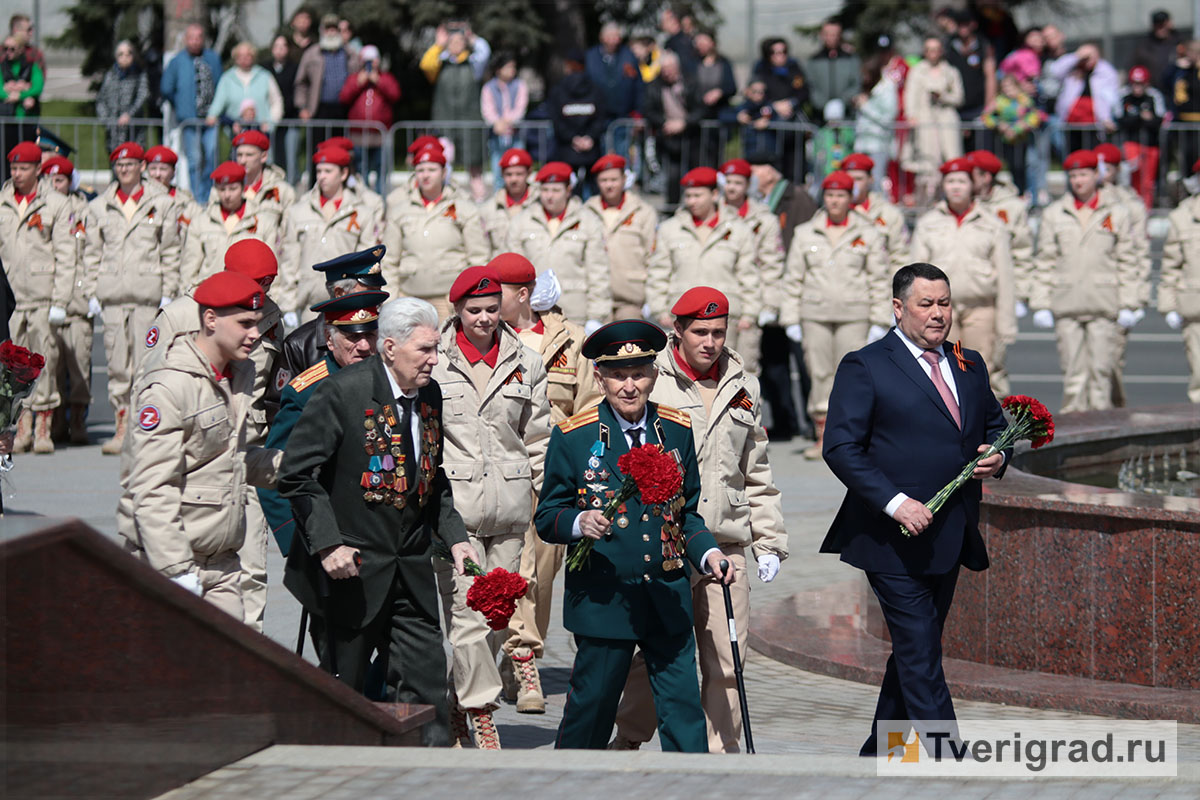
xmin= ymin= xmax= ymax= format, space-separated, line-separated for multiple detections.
xmin=376 ymin=296 xmax=438 ymax=352
xmin=324 ymin=278 xmax=360 ymax=297
xmin=660 ymin=51 xmax=681 ymax=70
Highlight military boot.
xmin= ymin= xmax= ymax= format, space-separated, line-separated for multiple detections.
xmin=466 ymin=708 xmax=501 ymax=749
xmin=69 ymin=404 xmax=89 ymax=445
xmin=12 ymin=410 xmax=33 ymax=453
xmin=803 ymin=416 xmax=826 ymax=460
xmin=101 ymin=407 xmax=127 ymax=455
xmin=511 ymin=647 xmax=545 ymax=714
xmin=33 ymin=410 xmax=55 ymax=454
xmin=449 ymin=705 xmax=471 ymax=749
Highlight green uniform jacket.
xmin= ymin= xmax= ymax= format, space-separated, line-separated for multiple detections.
xmin=279 ymin=356 xmax=469 ymax=630
xmin=535 ymin=400 xmax=718 ymax=641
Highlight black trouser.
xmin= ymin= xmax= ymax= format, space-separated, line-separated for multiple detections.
xmin=759 ymin=325 xmax=813 ymax=437
xmin=306 ymin=101 xmax=345 ymax=166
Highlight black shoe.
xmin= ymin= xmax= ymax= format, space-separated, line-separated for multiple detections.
xmin=766 ymin=427 xmax=794 ymax=442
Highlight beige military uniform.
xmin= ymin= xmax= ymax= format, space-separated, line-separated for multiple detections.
xmin=910 ymin=201 xmax=1016 ymax=384
xmin=977 ymin=180 xmax=1033 ymax=397
xmin=82 ymin=179 xmax=183 ymax=420
xmin=380 ymin=182 xmax=489 ymax=322
xmin=1105 ymin=182 xmax=1153 ymax=408
xmin=507 ymin=197 xmax=612 ymax=325
xmin=853 ymin=191 xmax=911 ymax=273
xmin=615 ymin=341 xmax=787 ymax=752
xmin=1160 ymin=194 xmax=1200 ymax=402
xmin=721 ymin=197 xmax=786 ymax=375
xmin=0 ymin=181 xmax=75 ymax=412
xmin=647 ymin=209 xmax=762 ymax=360
xmin=55 ymin=189 xmax=94 ymax=411
xmin=1032 ymin=189 xmax=1142 ymax=413
xmin=246 ymin=164 xmax=296 ymax=219
xmin=278 ymin=185 xmax=383 ymax=319
xmin=585 ymin=191 xmax=658 ymax=320
xmin=117 ymin=337 xmax=282 ymax=619
xmin=179 ymin=202 xmax=283 ymax=292
xmin=479 ymin=186 xmax=538 ymax=256
xmin=431 ymin=320 xmax=551 ymax=713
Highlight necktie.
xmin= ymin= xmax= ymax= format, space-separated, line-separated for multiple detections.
xmin=399 ymin=396 xmax=416 ymax=487
xmin=628 ymin=427 xmax=643 ymax=448
xmin=921 ymin=350 xmax=961 ymax=429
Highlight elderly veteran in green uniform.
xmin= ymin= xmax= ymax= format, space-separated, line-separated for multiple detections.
xmin=535 ymin=319 xmax=731 ymax=752
xmin=258 ymin=289 xmax=388 ymax=556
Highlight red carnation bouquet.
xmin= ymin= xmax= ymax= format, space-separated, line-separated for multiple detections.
xmin=900 ymin=394 xmax=1054 ymax=537
xmin=566 ymin=443 xmax=684 ymax=571
xmin=432 ymin=541 xmax=528 ymax=631
xmin=1 ymin=342 xmax=46 ymax=476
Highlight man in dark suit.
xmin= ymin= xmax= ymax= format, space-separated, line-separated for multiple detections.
xmin=821 ymin=262 xmax=1010 ymax=756
xmin=535 ymin=319 xmax=730 ymax=751
xmin=279 ymin=296 xmax=478 ymax=747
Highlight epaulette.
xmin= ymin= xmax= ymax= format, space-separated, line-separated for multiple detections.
xmin=289 ymin=361 xmax=329 ymax=392
xmin=558 ymin=406 xmax=599 ymax=433
xmin=656 ymin=405 xmax=691 ymax=428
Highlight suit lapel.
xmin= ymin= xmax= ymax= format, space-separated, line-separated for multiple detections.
xmin=599 ymin=401 xmax=627 ymax=478
xmin=945 ymin=347 xmax=977 ymax=435
xmin=885 ymin=332 xmax=959 ymax=430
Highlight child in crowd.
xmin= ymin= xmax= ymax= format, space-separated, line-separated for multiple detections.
xmin=982 ymin=72 xmax=1044 ymax=195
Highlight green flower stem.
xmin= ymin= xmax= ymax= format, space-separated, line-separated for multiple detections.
xmin=565 ymin=476 xmax=639 ymax=571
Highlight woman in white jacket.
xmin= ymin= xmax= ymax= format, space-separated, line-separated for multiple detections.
xmin=853 ymin=55 xmax=898 ymax=192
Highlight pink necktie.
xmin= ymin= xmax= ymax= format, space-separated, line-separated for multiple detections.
xmin=922 ymin=350 xmax=961 ymax=429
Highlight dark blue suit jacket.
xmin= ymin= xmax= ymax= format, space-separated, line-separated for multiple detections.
xmin=820 ymin=330 xmax=1009 ymax=576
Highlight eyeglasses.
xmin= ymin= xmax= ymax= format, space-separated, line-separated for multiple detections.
xmin=770 ymin=47 xmax=787 ymax=55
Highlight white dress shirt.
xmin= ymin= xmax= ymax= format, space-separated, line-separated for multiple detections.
xmin=384 ymin=365 xmax=423 ymax=459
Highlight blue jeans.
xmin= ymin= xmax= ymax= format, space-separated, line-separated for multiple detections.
xmin=488 ymin=133 xmax=524 ymax=189
xmin=183 ymin=124 xmax=219 ymax=200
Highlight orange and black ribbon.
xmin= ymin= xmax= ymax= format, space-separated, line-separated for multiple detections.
xmin=952 ymin=340 xmax=975 ymax=370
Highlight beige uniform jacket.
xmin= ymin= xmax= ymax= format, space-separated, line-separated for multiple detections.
xmin=180 ymin=202 xmax=283 ymax=292
xmin=1032 ymin=191 xmax=1141 ymax=318
xmin=647 ymin=208 xmax=761 ymax=321
xmin=0 ymin=181 xmax=76 ymax=310
xmin=164 ymin=186 xmax=201 ymax=256
xmin=278 ymin=185 xmax=384 ymax=313
xmin=508 ymin=197 xmax=612 ymax=324
xmin=650 ymin=341 xmax=788 ymax=560
xmin=979 ymin=181 xmax=1034 ymax=305
xmin=62 ymin=190 xmax=91 ymax=316
xmin=82 ymin=179 xmax=183 ymax=305
xmin=432 ymin=320 xmax=551 ymax=536
xmin=380 ymin=182 xmax=489 ymax=299
xmin=480 ymin=186 xmax=539 ymax=256
xmin=901 ymin=60 xmax=965 ymax=174
xmin=1158 ymin=196 xmax=1200 ymax=319
xmin=585 ymin=191 xmax=659 ymax=313
xmin=911 ymin=201 xmax=1016 ymax=341
xmin=1108 ymin=183 xmax=1152 ymax=308
xmin=733 ymin=198 xmax=785 ymax=317
xmin=247 ymin=164 xmax=297 ymax=219
xmin=530 ymin=308 xmax=602 ymax=425
xmin=853 ymin=191 xmax=911 ymax=273
xmin=118 ymin=337 xmax=282 ymax=576
xmin=782 ymin=210 xmax=891 ymax=327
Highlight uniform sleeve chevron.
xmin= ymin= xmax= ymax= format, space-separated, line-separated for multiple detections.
xmin=289 ymin=361 xmax=329 ymax=392
xmin=558 ymin=406 xmax=598 ymax=432
xmin=656 ymin=405 xmax=691 ymax=428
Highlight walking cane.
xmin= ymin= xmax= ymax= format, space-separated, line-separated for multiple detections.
xmin=295 ymin=608 xmax=308 ymax=657
xmin=316 ymin=568 xmax=340 ymax=679
xmin=719 ymin=559 xmax=755 ymax=754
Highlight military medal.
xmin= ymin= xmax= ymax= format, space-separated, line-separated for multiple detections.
xmin=598 ymin=469 xmax=609 ymax=480
xmin=588 ymin=456 xmax=600 ymax=469
xmin=617 ymin=516 xmax=629 ymax=528
xmin=363 ymin=409 xmax=376 ymax=430
xmin=591 ymin=496 xmax=602 ymax=508
xmin=584 ymin=469 xmax=596 ymax=481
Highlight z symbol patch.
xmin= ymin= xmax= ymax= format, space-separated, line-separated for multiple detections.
xmin=145 ymin=326 xmax=160 ymax=348
xmin=138 ymin=405 xmax=161 ymax=431
xmin=274 ymin=368 xmax=291 ymax=392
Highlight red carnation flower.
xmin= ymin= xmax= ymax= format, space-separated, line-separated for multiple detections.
xmin=466 ymin=567 xmax=529 ymax=631
xmin=616 ymin=444 xmax=683 ymax=505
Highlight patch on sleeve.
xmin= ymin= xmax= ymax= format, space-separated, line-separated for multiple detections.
xmin=145 ymin=326 xmax=160 ymax=348
xmin=274 ymin=368 xmax=291 ymax=392
xmin=138 ymin=405 xmax=161 ymax=431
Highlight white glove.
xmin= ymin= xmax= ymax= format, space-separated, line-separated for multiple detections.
xmin=171 ymin=572 xmax=203 ymax=596
xmin=757 ymin=553 xmax=780 ymax=583
xmin=785 ymin=324 xmax=803 ymax=343
xmin=1166 ymin=311 xmax=1183 ymax=330
xmin=641 ymin=302 xmax=652 ymax=319
xmin=584 ymin=319 xmax=603 ymax=336
xmin=48 ymin=306 xmax=67 ymax=326
xmin=283 ymin=311 xmax=299 ymax=329
xmin=158 ymin=296 xmax=171 ymax=310
xmin=1116 ymin=308 xmax=1141 ymax=329
xmin=1015 ymin=300 xmax=1029 ymax=319
xmin=530 ymin=268 xmax=562 ymax=312
xmin=757 ymin=310 xmax=778 ymax=327
xmin=1032 ymin=309 xmax=1054 ymax=329
xmin=87 ymin=297 xmax=103 ymax=319
xmin=867 ymin=324 xmax=887 ymax=343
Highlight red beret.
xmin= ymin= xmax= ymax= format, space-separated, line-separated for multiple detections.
xmin=232 ymin=130 xmax=270 ymax=151
xmin=680 ymin=167 xmax=719 ymax=188
xmin=1129 ymin=65 xmax=1150 ymax=84
xmin=536 ymin=161 xmax=574 ymax=184
xmin=8 ymin=141 xmax=42 ymax=163
xmin=224 ymin=238 xmax=278 ymax=280
xmin=320 ymin=136 xmax=354 ymax=153
xmin=408 ymin=135 xmax=441 ymax=155
xmin=413 ymin=145 xmax=446 ymax=166
xmin=110 ymin=142 xmax=145 ymax=163
xmin=718 ymin=159 xmax=752 ymax=178
xmin=591 ymin=153 xmax=627 ymax=174
xmin=1063 ymin=150 xmax=1098 ymax=170
xmin=489 ymin=252 xmax=537 ymax=284
xmin=144 ymin=145 xmax=178 ymax=165
xmin=1093 ymin=143 xmax=1122 ymax=166
xmin=671 ymin=286 xmax=729 ymax=319
xmin=194 ymin=271 xmax=264 ymax=311
xmin=501 ymin=148 xmax=533 ymax=169
xmin=967 ymin=150 xmax=1003 ymax=174
xmin=840 ymin=153 xmax=875 ymax=172
xmin=40 ymin=155 xmax=74 ymax=176
xmin=211 ymin=161 xmax=247 ymax=185
xmin=449 ymin=266 xmax=503 ymax=304
xmin=313 ymin=146 xmax=351 ymax=167
xmin=822 ymin=170 xmax=854 ymax=192
xmin=939 ymin=157 xmax=973 ymax=175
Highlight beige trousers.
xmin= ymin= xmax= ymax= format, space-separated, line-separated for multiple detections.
xmin=1056 ymin=316 xmax=1123 ymax=413
xmin=196 ymin=550 xmax=245 ymax=620
xmin=101 ymin=303 xmax=158 ymax=412
xmin=1186 ymin=322 xmax=1200 ymax=404
xmin=953 ymin=304 xmax=999 ymax=384
xmin=802 ymin=320 xmax=868 ymax=417
xmin=435 ymin=530 xmax=524 ymax=711
xmin=612 ymin=302 xmax=644 ymax=322
xmin=55 ymin=314 xmax=94 ymax=405
xmin=503 ymin=522 xmax=565 ymax=657
xmin=9 ymin=308 xmax=61 ymax=411
xmin=614 ymin=545 xmax=751 ymax=752
xmin=238 ymin=488 xmax=270 ymax=633
xmin=728 ymin=323 xmax=762 ymax=376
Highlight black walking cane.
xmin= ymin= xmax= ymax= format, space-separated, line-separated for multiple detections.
xmin=295 ymin=608 xmax=308 ymax=656
xmin=719 ymin=559 xmax=754 ymax=754
xmin=315 ymin=568 xmax=340 ymax=679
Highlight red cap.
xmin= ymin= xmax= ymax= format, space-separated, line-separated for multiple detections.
xmin=840 ymin=153 xmax=875 ymax=172
xmin=211 ymin=161 xmax=247 ymax=185
xmin=671 ymin=286 xmax=729 ymax=319
xmin=500 ymin=148 xmax=533 ymax=169
xmin=194 ymin=271 xmax=265 ymax=310
xmin=489 ymin=252 xmax=537 ymax=284
xmin=1129 ymin=65 xmax=1150 ymax=83
xmin=680 ymin=167 xmax=719 ymax=188
xmin=109 ymin=142 xmax=145 ymax=163
xmin=413 ymin=145 xmax=446 ymax=166
xmin=40 ymin=155 xmax=74 ymax=176
xmin=591 ymin=153 xmax=627 ymax=174
xmin=939 ymin=157 xmax=973 ymax=175
xmin=1094 ymin=143 xmax=1122 ymax=166
xmin=224 ymin=239 xmax=278 ymax=280
xmin=536 ymin=161 xmax=573 ymax=184
xmin=718 ymin=158 xmax=752 ymax=178
xmin=449 ymin=266 xmax=503 ymax=304
xmin=967 ymin=150 xmax=1003 ymax=174
xmin=144 ymin=145 xmax=178 ymax=165
xmin=7 ymin=141 xmax=42 ymax=163
xmin=1063 ymin=150 xmax=1099 ymax=170
xmin=232 ymin=130 xmax=270 ymax=151
xmin=407 ymin=135 xmax=441 ymax=155
xmin=320 ymin=136 xmax=354 ymax=153
xmin=822 ymin=170 xmax=854 ymax=191
xmin=313 ymin=146 xmax=351 ymax=167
